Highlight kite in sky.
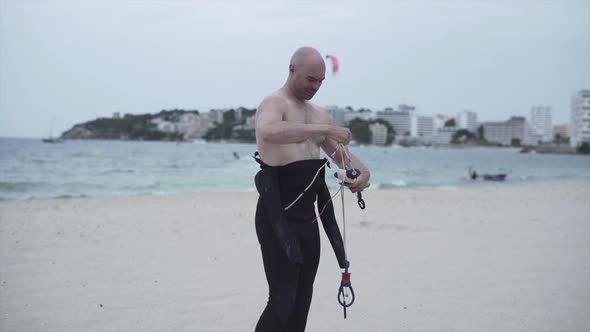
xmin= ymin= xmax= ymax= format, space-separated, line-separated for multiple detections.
xmin=325 ymin=54 xmax=339 ymax=76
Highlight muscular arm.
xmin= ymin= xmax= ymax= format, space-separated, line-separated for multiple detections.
xmin=255 ymin=96 xmax=331 ymax=144
xmin=255 ymin=96 xmax=351 ymax=145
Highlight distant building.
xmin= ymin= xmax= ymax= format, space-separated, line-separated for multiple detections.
xmin=377 ymin=108 xmax=412 ymax=136
xmin=433 ymin=114 xmax=452 ymax=130
xmin=369 ymin=122 xmax=388 ymax=145
xmin=376 ymin=106 xmax=432 ymax=141
xmin=113 ymin=112 xmax=121 ymax=119
xmin=345 ymin=110 xmax=372 ymax=125
xmin=245 ymin=116 xmax=255 ymax=129
xmin=150 ymin=112 xmax=210 ymax=140
xmin=415 ymin=115 xmax=434 ymax=141
xmin=570 ymin=90 xmax=590 ymax=147
xmin=234 ymin=108 xmax=244 ymax=122
xmin=177 ymin=113 xmax=210 ymax=140
xmin=398 ymin=104 xmax=416 ymax=112
xmin=432 ymin=127 xmax=456 ymax=146
xmin=207 ymin=109 xmax=225 ymax=125
xmin=151 ymin=117 xmax=177 ymax=133
xmin=553 ymin=124 xmax=570 ymax=139
xmin=456 ymin=110 xmax=478 ymax=133
xmin=482 ymin=116 xmax=533 ymax=146
xmin=530 ymin=106 xmax=553 ymax=143
xmin=325 ymin=105 xmax=347 ymax=127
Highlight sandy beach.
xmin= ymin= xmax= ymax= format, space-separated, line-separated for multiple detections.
xmin=1 ymin=181 xmax=589 ymax=332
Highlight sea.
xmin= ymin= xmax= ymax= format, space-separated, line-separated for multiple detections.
xmin=1 ymin=137 xmax=589 ymax=200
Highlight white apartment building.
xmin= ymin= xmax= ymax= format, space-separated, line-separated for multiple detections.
xmin=207 ymin=109 xmax=225 ymax=125
xmin=530 ymin=106 xmax=553 ymax=143
xmin=178 ymin=113 xmax=211 ymax=140
xmin=325 ymin=105 xmax=347 ymax=127
xmin=370 ymin=122 xmax=388 ymax=145
xmin=151 ymin=118 xmax=178 ymax=133
xmin=553 ymin=124 xmax=570 ymax=139
xmin=377 ymin=109 xmax=412 ymax=136
xmin=570 ymin=90 xmax=590 ymax=147
xmin=456 ymin=110 xmax=478 ymax=133
xmin=151 ymin=113 xmax=211 ymax=139
xmin=376 ymin=107 xmax=432 ymax=140
xmin=433 ymin=114 xmax=452 ymax=130
xmin=482 ymin=116 xmax=533 ymax=146
xmin=432 ymin=127 xmax=456 ymax=146
xmin=415 ymin=115 xmax=434 ymax=140
xmin=344 ymin=110 xmax=372 ymax=125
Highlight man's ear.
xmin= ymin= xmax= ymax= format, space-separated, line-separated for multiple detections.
xmin=289 ymin=64 xmax=295 ymax=73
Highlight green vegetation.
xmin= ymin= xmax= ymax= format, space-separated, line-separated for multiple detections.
xmin=511 ymin=138 xmax=522 ymax=147
xmin=444 ymin=119 xmax=456 ymax=127
xmin=234 ymin=128 xmax=256 ymax=142
xmin=477 ymin=125 xmax=485 ymax=141
xmin=203 ymin=123 xmax=234 ymax=141
xmin=554 ymin=133 xmax=570 ymax=145
xmin=203 ymin=107 xmax=256 ymax=142
xmin=64 ymin=106 xmax=578 ymax=154
xmin=347 ymin=117 xmax=395 ymax=145
xmin=451 ymin=129 xmax=476 ymax=144
xmin=372 ymin=118 xmax=396 ymax=145
xmin=87 ymin=112 xmax=184 ymax=140
xmin=578 ymin=142 xmax=590 ymax=154
xmin=348 ymin=118 xmax=372 ymax=144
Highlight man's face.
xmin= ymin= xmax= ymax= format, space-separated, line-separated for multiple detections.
xmin=292 ymin=61 xmax=325 ymax=100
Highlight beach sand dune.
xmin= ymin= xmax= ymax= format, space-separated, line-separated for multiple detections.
xmin=1 ymin=182 xmax=589 ymax=332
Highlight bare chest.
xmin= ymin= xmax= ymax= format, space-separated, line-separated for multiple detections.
xmin=283 ymin=105 xmax=320 ymax=125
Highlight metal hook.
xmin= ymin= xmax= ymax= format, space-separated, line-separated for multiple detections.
xmin=357 ymin=192 xmax=365 ymax=209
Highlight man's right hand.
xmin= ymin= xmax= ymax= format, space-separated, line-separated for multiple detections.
xmin=330 ymin=126 xmax=352 ymax=145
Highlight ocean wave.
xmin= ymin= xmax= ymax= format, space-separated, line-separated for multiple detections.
xmin=378 ymin=180 xmax=408 ymax=189
xmin=53 ymin=194 xmax=90 ymax=199
xmin=119 ymin=181 xmax=161 ymax=190
xmin=100 ymin=169 xmax=135 ymax=175
xmin=0 ymin=181 xmax=46 ymax=192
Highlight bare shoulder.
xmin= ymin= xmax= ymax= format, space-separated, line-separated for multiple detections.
xmin=258 ymin=91 xmax=288 ymax=113
xmin=309 ymin=102 xmax=333 ymax=124
xmin=255 ymin=91 xmax=289 ymax=126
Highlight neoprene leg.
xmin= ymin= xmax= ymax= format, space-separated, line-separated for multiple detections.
xmin=255 ymin=211 xmax=299 ymax=332
xmin=285 ymin=223 xmax=321 ymax=332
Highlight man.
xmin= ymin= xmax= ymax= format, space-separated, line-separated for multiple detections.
xmin=253 ymin=46 xmax=370 ymax=332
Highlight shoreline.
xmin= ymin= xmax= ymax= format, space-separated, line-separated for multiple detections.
xmin=1 ymin=178 xmax=588 ymax=202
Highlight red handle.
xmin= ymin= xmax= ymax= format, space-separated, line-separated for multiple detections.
xmin=341 ymin=272 xmax=351 ymax=284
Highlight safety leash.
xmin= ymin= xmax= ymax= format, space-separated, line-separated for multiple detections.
xmin=334 ymin=143 xmax=363 ymax=319
xmin=278 ymin=144 xmax=365 ymax=319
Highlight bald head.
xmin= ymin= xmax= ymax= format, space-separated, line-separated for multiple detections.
xmin=285 ymin=46 xmax=326 ymax=101
xmin=290 ymin=46 xmax=325 ymax=69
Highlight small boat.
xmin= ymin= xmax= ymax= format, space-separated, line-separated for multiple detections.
xmin=42 ymin=137 xmax=65 ymax=143
xmin=42 ymin=116 xmax=64 ymax=143
xmin=468 ymin=167 xmax=507 ymax=181
xmin=482 ymin=174 xmax=507 ymax=181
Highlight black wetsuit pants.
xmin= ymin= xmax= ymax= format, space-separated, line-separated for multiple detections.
xmin=254 ymin=203 xmax=321 ymax=332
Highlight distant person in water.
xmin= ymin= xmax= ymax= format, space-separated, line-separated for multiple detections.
xmin=253 ymin=46 xmax=370 ymax=331
xmin=469 ymin=167 xmax=478 ymax=180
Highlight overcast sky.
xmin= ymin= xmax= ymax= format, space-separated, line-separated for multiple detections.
xmin=1 ymin=0 xmax=589 ymax=138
